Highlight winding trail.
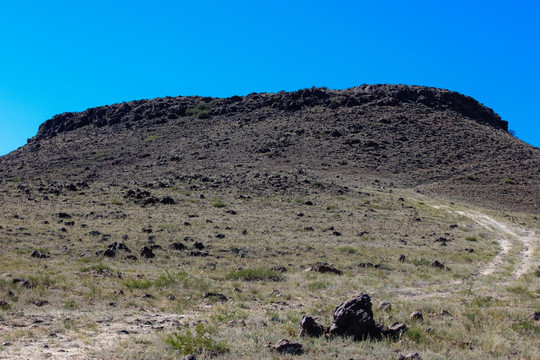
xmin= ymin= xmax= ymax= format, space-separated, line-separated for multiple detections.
xmin=456 ymin=210 xmax=537 ymax=279
xmin=394 ymin=207 xmax=538 ymax=300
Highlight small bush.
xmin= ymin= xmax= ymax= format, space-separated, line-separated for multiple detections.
xmin=226 ymin=269 xmax=282 ymax=282
xmin=187 ymin=103 xmax=212 ymax=119
xmin=212 ymin=201 xmax=226 ymax=208
xmin=122 ymin=278 xmax=153 ymax=289
xmin=465 ymin=236 xmax=478 ymax=242
xmin=338 ymin=246 xmax=357 ymax=254
xmin=466 ymin=174 xmax=479 ymax=181
xmin=307 ymin=281 xmax=327 ymax=291
xmin=501 ymin=178 xmax=516 ymax=184
xmin=9 ymin=177 xmax=21 ymax=183
xmin=166 ymin=323 xmax=228 ymax=355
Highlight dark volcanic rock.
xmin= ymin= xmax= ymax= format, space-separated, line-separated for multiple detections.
xmin=328 ymin=292 xmax=382 ymax=340
xmin=170 ymin=242 xmax=186 ymax=251
xmin=308 ymin=262 xmax=342 ymax=275
xmin=203 ymin=292 xmax=228 ymax=301
xmin=271 ymin=339 xmax=304 ymax=355
xmin=140 ymin=246 xmax=155 ymax=259
xmin=299 ymin=316 xmax=326 ymax=337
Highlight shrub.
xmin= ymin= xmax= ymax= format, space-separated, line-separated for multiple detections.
xmin=122 ymin=278 xmax=153 ymax=289
xmin=226 ymin=268 xmax=282 ymax=281
xmin=187 ymin=103 xmax=212 ymax=119
xmin=466 ymin=174 xmax=479 ymax=181
xmin=166 ymin=323 xmax=228 ymax=355
xmin=501 ymin=178 xmax=516 ymax=184
xmin=212 ymin=200 xmax=226 ymax=208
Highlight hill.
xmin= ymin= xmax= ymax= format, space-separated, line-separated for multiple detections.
xmin=1 ymin=84 xmax=538 ymax=212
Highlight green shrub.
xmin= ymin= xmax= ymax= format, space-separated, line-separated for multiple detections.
xmin=122 ymin=278 xmax=153 ymax=289
xmin=187 ymin=103 xmax=212 ymax=119
xmin=166 ymin=323 xmax=228 ymax=355
xmin=338 ymin=246 xmax=357 ymax=254
xmin=212 ymin=200 xmax=226 ymax=208
xmin=226 ymin=268 xmax=282 ymax=282
xmin=466 ymin=174 xmax=479 ymax=181
xmin=307 ymin=281 xmax=327 ymax=291
xmin=501 ymin=178 xmax=516 ymax=184
xmin=465 ymin=236 xmax=478 ymax=242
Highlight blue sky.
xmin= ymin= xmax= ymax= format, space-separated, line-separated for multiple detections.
xmin=1 ymin=1 xmax=539 ymax=155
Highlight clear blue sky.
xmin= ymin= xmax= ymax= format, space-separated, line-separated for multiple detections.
xmin=1 ymin=0 xmax=539 ymax=155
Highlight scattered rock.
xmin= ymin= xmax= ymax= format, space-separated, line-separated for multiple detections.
xmin=31 ymin=250 xmax=50 ymax=259
xmin=409 ymin=311 xmax=423 ymax=320
xmin=103 ymin=248 xmax=116 ymax=257
xmin=383 ymin=322 xmax=407 ymax=339
xmin=58 ymin=212 xmax=71 ymax=219
xmin=271 ymin=339 xmax=304 ymax=355
xmin=299 ymin=316 xmax=326 ymax=337
xmin=379 ymin=301 xmax=392 ymax=311
xmin=358 ymin=262 xmax=381 ymax=268
xmin=34 ymin=300 xmax=49 ymax=307
xmin=13 ymin=278 xmax=34 ymax=288
xmin=125 ymin=255 xmax=138 ymax=261
xmin=431 ymin=260 xmax=445 ymax=269
xmin=307 ymin=262 xmax=342 ymax=275
xmin=398 ymin=254 xmax=406 ymax=262
xmin=328 ymin=292 xmax=382 ymax=340
xmin=440 ymin=310 xmax=452 ymax=317
xmin=184 ymin=355 xmax=196 ymax=360
xmin=170 ymin=242 xmax=186 ymax=251
xmin=160 ymin=196 xmax=176 ymax=204
xmin=140 ymin=246 xmax=155 ymax=259
xmin=193 ymin=242 xmax=205 ymax=250
xmin=271 ymin=265 xmax=287 ymax=272
xmin=187 ymin=250 xmax=209 ymax=257
xmin=398 ymin=353 xmax=422 ymax=360
xmin=203 ymin=292 xmax=228 ymax=301
xmin=527 ymin=311 xmax=539 ymax=321
xmin=216 ymin=234 xmax=225 ymax=239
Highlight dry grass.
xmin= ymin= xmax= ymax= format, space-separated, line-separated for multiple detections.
xmin=0 ymin=181 xmax=538 ymax=359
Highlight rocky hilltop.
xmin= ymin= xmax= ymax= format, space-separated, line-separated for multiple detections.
xmin=1 ymin=84 xmax=538 ymax=212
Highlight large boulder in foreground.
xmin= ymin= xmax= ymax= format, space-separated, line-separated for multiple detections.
xmin=328 ymin=292 xmax=382 ymax=340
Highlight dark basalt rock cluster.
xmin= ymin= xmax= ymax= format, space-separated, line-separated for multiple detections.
xmin=33 ymin=85 xmax=508 ymax=141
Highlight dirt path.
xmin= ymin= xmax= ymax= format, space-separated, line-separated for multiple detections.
xmin=456 ymin=210 xmax=537 ymax=279
xmin=395 ymin=207 xmax=538 ymax=300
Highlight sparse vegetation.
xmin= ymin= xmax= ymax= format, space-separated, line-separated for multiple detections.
xmin=166 ymin=323 xmax=229 ymax=355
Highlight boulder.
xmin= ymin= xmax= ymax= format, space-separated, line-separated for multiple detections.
xmin=328 ymin=292 xmax=382 ymax=340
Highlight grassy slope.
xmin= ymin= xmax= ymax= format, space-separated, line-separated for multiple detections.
xmin=0 ymin=181 xmax=538 ymax=359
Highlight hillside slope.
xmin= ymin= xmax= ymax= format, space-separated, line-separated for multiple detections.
xmin=1 ymin=84 xmax=538 ymax=212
